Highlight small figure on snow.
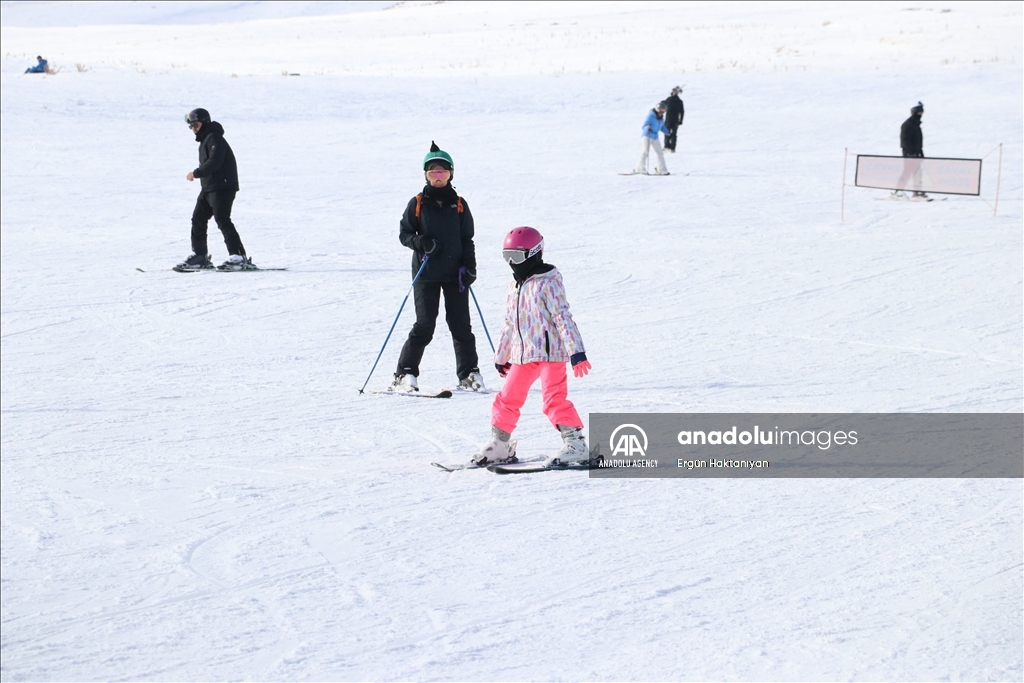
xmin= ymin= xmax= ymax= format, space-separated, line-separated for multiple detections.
xmin=897 ymin=101 xmax=927 ymax=199
xmin=663 ymin=86 xmax=684 ymax=153
xmin=177 ymin=108 xmax=254 ymax=271
xmin=24 ymin=56 xmax=48 ymax=74
xmin=472 ymin=227 xmax=592 ymax=467
xmin=635 ymin=101 xmax=669 ymax=175
xmin=392 ymin=142 xmax=484 ymax=393
xmin=901 ymin=101 xmax=925 ymax=158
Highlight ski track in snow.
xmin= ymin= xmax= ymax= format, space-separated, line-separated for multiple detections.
xmin=1 ymin=1 xmax=1022 ymax=681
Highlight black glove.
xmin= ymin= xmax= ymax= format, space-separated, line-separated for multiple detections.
xmin=415 ymin=236 xmax=437 ymax=255
xmin=460 ymin=268 xmax=476 ymax=288
xmin=495 ymin=362 xmax=511 ymax=378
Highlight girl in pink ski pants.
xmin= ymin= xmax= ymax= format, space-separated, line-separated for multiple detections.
xmin=492 ymin=361 xmax=581 ymax=434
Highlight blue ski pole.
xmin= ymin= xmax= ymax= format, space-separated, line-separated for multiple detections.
xmin=468 ymin=285 xmax=495 ymax=354
xmin=359 ymin=256 xmax=429 ymax=394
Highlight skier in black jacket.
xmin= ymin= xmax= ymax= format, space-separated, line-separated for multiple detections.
xmin=177 ymin=108 xmax=253 ymax=271
xmin=663 ymin=86 xmax=684 ymax=152
xmin=898 ymin=102 xmax=927 ymax=198
xmin=900 ymin=102 xmax=924 ymax=158
xmin=392 ymin=142 xmax=484 ymax=393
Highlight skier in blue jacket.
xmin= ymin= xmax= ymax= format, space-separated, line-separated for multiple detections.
xmin=634 ymin=102 xmax=669 ymax=175
xmin=25 ymin=56 xmax=47 ymax=74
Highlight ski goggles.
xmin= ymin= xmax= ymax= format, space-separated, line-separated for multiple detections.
xmin=502 ymin=241 xmax=543 ymax=265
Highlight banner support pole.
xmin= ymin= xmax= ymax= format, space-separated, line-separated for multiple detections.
xmin=994 ymin=143 xmax=1002 ymax=217
xmin=841 ymin=148 xmax=848 ymax=223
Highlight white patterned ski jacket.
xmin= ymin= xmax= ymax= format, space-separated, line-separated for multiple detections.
xmin=495 ymin=268 xmax=585 ymax=365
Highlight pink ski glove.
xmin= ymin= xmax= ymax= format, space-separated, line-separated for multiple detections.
xmin=573 ymin=360 xmax=591 ymax=378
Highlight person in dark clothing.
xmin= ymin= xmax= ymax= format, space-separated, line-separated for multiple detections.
xmin=901 ymin=102 xmax=924 ymax=157
xmin=898 ymin=102 xmax=927 ymax=198
xmin=177 ymin=108 xmax=254 ymax=271
xmin=392 ymin=142 xmax=484 ymax=393
xmin=663 ymin=86 xmax=684 ymax=152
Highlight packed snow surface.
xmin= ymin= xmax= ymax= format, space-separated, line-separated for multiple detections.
xmin=1 ymin=1 xmax=1022 ymax=680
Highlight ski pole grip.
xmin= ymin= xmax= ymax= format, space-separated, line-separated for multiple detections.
xmin=412 ymin=255 xmax=429 ymax=285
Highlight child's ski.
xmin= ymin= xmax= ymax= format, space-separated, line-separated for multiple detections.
xmin=487 ymin=459 xmax=601 ymax=474
xmin=432 ymin=455 xmax=544 ymax=472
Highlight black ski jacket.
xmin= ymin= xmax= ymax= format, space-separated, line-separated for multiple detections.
xmin=399 ymin=184 xmax=476 ymax=283
xmin=900 ymin=115 xmax=923 ymax=156
xmin=664 ymin=94 xmax=684 ymax=128
xmin=193 ymin=121 xmax=239 ymax=193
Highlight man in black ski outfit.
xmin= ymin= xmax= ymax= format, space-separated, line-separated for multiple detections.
xmin=663 ymin=86 xmax=684 ymax=153
xmin=392 ymin=142 xmax=484 ymax=393
xmin=900 ymin=102 xmax=924 ymax=158
xmin=898 ymin=102 xmax=927 ymax=198
xmin=178 ymin=108 xmax=253 ymax=271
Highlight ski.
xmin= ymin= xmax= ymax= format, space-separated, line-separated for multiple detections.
xmin=168 ymin=266 xmax=288 ymax=272
xmin=876 ymin=194 xmax=943 ymax=202
xmin=432 ymin=461 xmax=476 ymax=472
xmin=487 ymin=446 xmax=605 ymax=474
xmin=617 ymin=171 xmax=684 ymax=177
xmin=452 ymin=387 xmax=493 ymax=396
xmin=487 ymin=458 xmax=602 ymax=474
xmin=432 ymin=455 xmax=545 ymax=472
xmin=367 ymin=389 xmax=453 ymax=399
xmin=216 ymin=266 xmax=289 ymax=272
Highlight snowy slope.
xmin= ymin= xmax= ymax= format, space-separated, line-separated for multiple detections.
xmin=0 ymin=1 xmax=398 ymax=27
xmin=1 ymin=1 xmax=1021 ymax=680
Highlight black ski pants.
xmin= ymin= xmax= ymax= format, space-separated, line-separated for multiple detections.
xmin=397 ymin=280 xmax=479 ymax=381
xmin=664 ymin=124 xmax=679 ymax=151
xmin=191 ymin=190 xmax=245 ymax=257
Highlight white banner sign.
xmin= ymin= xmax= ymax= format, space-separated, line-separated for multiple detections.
xmin=855 ymin=155 xmax=982 ymax=195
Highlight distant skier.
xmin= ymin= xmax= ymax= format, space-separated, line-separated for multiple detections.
xmin=635 ymin=102 xmax=669 ymax=175
xmin=472 ymin=227 xmax=592 ymax=467
xmin=663 ymin=86 xmax=684 ymax=153
xmin=901 ymin=101 xmax=924 ymax=158
xmin=24 ymin=56 xmax=47 ymax=74
xmin=177 ymin=108 xmax=254 ymax=271
xmin=898 ymin=101 xmax=927 ymax=198
xmin=392 ymin=142 xmax=484 ymax=393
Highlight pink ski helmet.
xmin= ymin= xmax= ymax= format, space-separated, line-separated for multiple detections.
xmin=503 ymin=226 xmax=544 ymax=264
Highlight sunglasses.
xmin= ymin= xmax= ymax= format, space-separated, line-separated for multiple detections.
xmin=502 ymin=241 xmax=543 ymax=265
xmin=188 ymin=121 xmax=202 ymax=130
